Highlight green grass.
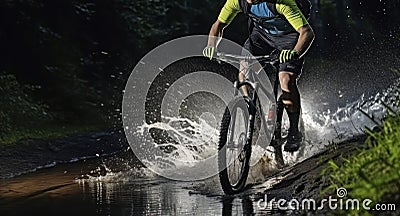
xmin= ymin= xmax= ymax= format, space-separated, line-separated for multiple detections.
xmin=0 ymin=123 xmax=109 ymax=146
xmin=324 ymin=113 xmax=400 ymax=215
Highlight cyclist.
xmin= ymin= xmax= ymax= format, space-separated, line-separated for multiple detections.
xmin=203 ymin=0 xmax=315 ymax=152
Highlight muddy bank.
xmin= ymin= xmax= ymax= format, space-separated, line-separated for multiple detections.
xmin=0 ymin=131 xmax=130 ymax=179
xmin=258 ymin=137 xmax=367 ymax=201
xmin=250 ymin=135 xmax=398 ymax=215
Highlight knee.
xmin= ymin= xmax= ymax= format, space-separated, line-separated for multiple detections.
xmin=279 ymin=73 xmax=289 ymax=85
xmin=279 ymin=72 xmax=297 ymax=91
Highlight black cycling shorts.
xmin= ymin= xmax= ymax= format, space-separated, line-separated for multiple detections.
xmin=242 ymin=28 xmax=304 ymax=75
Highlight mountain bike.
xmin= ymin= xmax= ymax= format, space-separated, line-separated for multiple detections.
xmin=215 ymin=51 xmax=285 ymax=195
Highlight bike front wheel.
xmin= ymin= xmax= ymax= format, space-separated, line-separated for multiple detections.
xmin=218 ymin=96 xmax=252 ymax=194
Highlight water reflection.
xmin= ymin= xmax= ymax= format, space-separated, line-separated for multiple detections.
xmin=221 ymin=197 xmax=255 ymax=216
xmin=77 ymin=177 xmax=223 ymax=215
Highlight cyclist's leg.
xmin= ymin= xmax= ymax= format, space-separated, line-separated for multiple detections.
xmin=273 ymin=33 xmax=304 ymax=151
xmin=275 ymin=94 xmax=285 ymax=139
xmin=240 ymin=29 xmax=274 ymax=96
xmin=278 ymin=71 xmax=301 ymax=135
xmin=279 ymin=70 xmax=303 ymax=151
xmin=238 ymin=53 xmax=249 ymax=97
xmin=274 ymin=32 xmax=303 ymax=136
xmin=260 ymin=31 xmax=304 ymax=149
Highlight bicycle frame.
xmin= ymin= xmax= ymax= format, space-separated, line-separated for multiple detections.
xmin=217 ymin=52 xmax=280 ymax=150
xmin=216 ymin=52 xmax=287 ymax=194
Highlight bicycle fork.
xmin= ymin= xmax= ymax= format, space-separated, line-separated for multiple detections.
xmin=233 ymin=80 xmax=259 ymax=155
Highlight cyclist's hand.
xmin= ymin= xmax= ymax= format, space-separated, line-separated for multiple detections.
xmin=279 ymin=49 xmax=300 ymax=63
xmin=202 ymin=46 xmax=215 ymax=60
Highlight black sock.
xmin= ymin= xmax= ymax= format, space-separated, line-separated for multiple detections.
xmin=287 ymin=112 xmax=300 ymax=135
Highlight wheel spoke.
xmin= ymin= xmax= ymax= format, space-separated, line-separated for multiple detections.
xmin=226 ymin=106 xmax=248 ymax=187
xmin=219 ymin=97 xmax=252 ymax=194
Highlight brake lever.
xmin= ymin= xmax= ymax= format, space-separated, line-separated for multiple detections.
xmin=268 ymin=53 xmax=280 ymax=66
xmin=215 ymin=52 xmax=227 ymax=64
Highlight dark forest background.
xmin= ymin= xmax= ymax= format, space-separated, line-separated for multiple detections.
xmin=0 ymin=0 xmax=399 ymax=142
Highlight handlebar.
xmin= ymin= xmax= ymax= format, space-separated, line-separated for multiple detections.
xmin=216 ymin=52 xmax=279 ymax=65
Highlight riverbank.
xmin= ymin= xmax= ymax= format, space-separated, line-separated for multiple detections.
xmin=1 ymin=113 xmax=400 ymax=215
xmin=250 ymin=136 xmax=367 ymax=213
xmin=255 ymin=115 xmax=400 ymax=215
xmin=1 ymin=130 xmax=398 ymax=215
xmin=0 ymin=130 xmax=129 ymax=179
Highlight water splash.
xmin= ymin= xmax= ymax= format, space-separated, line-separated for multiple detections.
xmin=303 ymin=77 xmax=400 ymax=146
xmin=84 ymin=77 xmax=399 ymax=191
xmin=76 ymin=165 xmax=154 ymax=183
xmin=242 ymin=77 xmax=400 ymax=188
xmin=139 ymin=116 xmax=219 ymax=163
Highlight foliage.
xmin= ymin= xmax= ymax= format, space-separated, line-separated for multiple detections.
xmin=1 ymin=0 xmax=399 ymax=143
xmin=0 ymin=0 xmax=223 ymax=143
xmin=0 ymin=73 xmax=51 ymax=134
xmin=324 ymin=113 xmax=400 ymax=215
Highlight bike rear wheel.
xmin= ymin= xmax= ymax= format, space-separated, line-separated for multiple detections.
xmin=218 ymin=96 xmax=252 ymax=194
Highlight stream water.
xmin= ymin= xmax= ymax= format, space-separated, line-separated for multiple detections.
xmin=1 ymin=1 xmax=400 ymax=214
xmin=1 ymin=75 xmax=399 ymax=215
